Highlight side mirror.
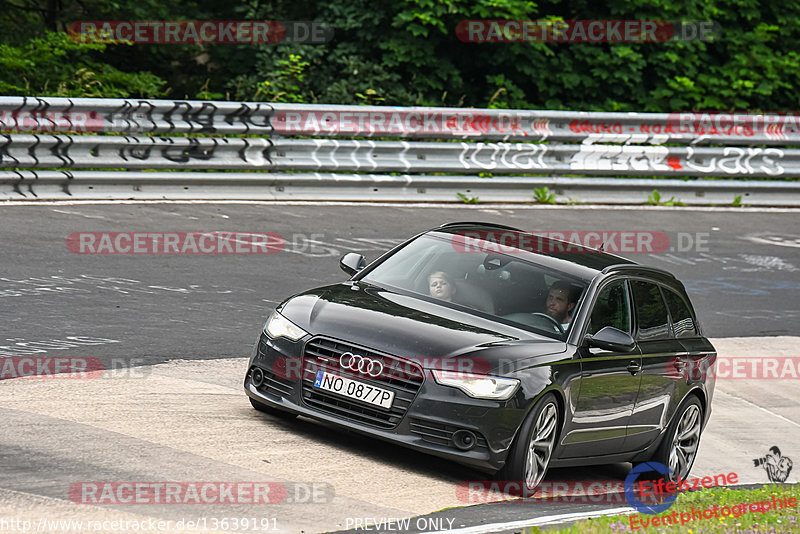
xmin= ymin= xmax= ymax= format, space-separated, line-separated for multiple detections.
xmin=585 ymin=326 xmax=636 ymax=352
xmin=339 ymin=252 xmax=367 ymax=276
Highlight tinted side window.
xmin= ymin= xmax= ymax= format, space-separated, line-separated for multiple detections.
xmin=588 ymin=280 xmax=631 ymax=335
xmin=663 ymin=288 xmax=698 ymax=338
xmin=631 ymin=280 xmax=670 ymax=341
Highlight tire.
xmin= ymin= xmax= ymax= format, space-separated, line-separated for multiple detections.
xmin=651 ymin=395 xmax=703 ymax=482
xmin=497 ymin=393 xmax=560 ymax=494
xmin=249 ymin=397 xmax=297 ymax=420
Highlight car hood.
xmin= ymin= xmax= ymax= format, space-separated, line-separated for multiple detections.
xmin=279 ymin=282 xmax=568 ymax=373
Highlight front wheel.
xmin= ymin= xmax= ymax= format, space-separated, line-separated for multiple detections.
xmin=498 ymin=393 xmax=560 ymax=493
xmin=652 ymin=396 xmax=703 ymax=482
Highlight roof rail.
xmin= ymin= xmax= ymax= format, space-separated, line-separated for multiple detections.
xmin=601 ymin=264 xmax=676 ymax=278
xmin=437 ymin=221 xmax=522 ymax=231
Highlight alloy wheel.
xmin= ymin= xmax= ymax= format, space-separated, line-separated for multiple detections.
xmin=668 ymin=404 xmax=701 ymax=480
xmin=524 ymin=402 xmax=558 ymax=489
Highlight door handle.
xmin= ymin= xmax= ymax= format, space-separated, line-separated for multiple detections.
xmin=626 ymin=361 xmax=641 ymax=375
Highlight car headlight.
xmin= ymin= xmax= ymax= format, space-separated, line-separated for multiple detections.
xmin=432 ymin=370 xmax=520 ymax=400
xmin=264 ymin=311 xmax=308 ymax=341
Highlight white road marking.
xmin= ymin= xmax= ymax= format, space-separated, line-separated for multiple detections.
xmin=426 ymin=507 xmax=637 ymax=533
xmin=50 ymin=209 xmax=106 ymax=219
xmin=741 ymin=233 xmax=800 ymax=248
xmin=738 ymin=254 xmax=798 ymax=271
xmin=3 ymin=199 xmax=798 ymax=212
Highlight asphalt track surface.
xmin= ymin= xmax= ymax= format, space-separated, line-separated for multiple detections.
xmin=1 ymin=203 xmax=799 ymax=533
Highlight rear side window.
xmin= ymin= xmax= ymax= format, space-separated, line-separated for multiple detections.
xmin=663 ymin=288 xmax=698 ymax=338
xmin=588 ymin=280 xmax=631 ymax=335
xmin=631 ymin=280 xmax=670 ymax=341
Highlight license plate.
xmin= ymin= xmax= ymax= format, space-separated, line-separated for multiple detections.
xmin=313 ymin=370 xmax=395 ymax=409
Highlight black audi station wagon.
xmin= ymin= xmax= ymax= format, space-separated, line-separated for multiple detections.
xmin=244 ymin=223 xmax=716 ymax=491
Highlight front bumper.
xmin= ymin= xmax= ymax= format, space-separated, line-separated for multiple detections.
xmin=244 ymin=332 xmax=527 ymax=473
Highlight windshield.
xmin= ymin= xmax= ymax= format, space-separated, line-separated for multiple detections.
xmin=362 ymin=233 xmax=589 ymax=339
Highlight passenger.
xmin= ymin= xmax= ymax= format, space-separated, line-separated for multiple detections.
xmin=545 ymin=280 xmax=578 ymax=330
xmin=428 ymin=271 xmax=457 ymax=302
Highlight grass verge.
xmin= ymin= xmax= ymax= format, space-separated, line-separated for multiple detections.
xmin=528 ymin=484 xmax=799 ymax=533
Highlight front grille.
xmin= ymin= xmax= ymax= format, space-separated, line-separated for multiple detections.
xmin=409 ymin=418 xmax=489 ymax=450
xmin=301 ymin=337 xmax=424 ymax=429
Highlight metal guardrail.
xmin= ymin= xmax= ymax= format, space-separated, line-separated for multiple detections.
xmin=3 ymin=171 xmax=799 ymax=205
xmin=1 ymin=96 xmax=799 ymax=203
xmin=3 ymin=96 xmax=800 ymax=145
xmin=0 ymin=135 xmax=794 ymax=177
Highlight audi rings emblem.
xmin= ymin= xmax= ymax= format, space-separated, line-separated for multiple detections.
xmin=339 ymin=352 xmax=384 ymax=377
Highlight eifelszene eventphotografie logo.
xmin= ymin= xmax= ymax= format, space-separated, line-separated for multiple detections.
xmin=623 ymin=462 xmax=738 ymax=515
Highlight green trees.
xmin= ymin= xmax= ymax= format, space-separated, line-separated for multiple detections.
xmin=0 ymin=0 xmax=798 ymax=111
xmin=0 ymin=31 xmax=166 ymax=97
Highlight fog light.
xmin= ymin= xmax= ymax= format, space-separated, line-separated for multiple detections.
xmin=452 ymin=429 xmax=477 ymax=451
xmin=251 ymin=367 xmax=265 ymax=387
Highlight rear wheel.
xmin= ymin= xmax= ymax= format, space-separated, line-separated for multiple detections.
xmin=652 ymin=396 xmax=703 ymax=482
xmin=498 ymin=393 xmax=560 ymax=493
xmin=249 ymin=397 xmax=297 ymax=420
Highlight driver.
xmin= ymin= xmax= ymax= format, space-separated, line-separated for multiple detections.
xmin=545 ymin=280 xmax=578 ymax=330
